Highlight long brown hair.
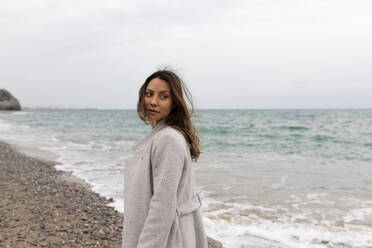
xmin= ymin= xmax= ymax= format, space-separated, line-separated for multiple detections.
xmin=137 ymin=69 xmax=201 ymax=161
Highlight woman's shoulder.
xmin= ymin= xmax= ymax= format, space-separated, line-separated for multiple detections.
xmin=152 ymin=126 xmax=187 ymax=149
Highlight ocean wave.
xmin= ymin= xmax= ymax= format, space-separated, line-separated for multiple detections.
xmin=311 ymin=135 xmax=333 ymax=142
xmin=203 ymin=197 xmax=372 ymax=248
xmin=274 ymin=126 xmax=310 ymax=131
xmin=11 ymin=111 xmax=33 ymax=115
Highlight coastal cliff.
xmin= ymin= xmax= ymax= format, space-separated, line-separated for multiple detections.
xmin=0 ymin=89 xmax=22 ymax=110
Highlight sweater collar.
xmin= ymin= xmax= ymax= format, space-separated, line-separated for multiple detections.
xmin=131 ymin=118 xmax=167 ymax=152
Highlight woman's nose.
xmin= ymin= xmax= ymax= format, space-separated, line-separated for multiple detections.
xmin=150 ymin=96 xmax=158 ymax=105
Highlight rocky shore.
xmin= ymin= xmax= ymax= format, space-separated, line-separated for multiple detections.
xmin=0 ymin=89 xmax=21 ymax=110
xmin=0 ymin=141 xmax=223 ymax=248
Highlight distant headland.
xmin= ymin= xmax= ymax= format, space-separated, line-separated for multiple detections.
xmin=0 ymin=89 xmax=22 ymax=111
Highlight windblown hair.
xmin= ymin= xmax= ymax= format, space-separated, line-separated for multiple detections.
xmin=137 ymin=69 xmax=201 ymax=161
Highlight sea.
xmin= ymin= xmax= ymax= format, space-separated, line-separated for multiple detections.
xmin=0 ymin=109 xmax=371 ymax=248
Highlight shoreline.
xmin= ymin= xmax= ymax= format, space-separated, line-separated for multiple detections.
xmin=0 ymin=140 xmax=223 ymax=247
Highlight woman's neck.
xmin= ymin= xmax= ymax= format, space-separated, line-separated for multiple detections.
xmin=151 ymin=118 xmax=165 ymax=129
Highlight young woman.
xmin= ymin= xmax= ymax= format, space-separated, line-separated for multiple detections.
xmin=122 ymin=69 xmax=208 ymax=248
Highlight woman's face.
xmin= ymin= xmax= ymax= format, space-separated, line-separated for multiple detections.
xmin=144 ymin=78 xmax=173 ymax=123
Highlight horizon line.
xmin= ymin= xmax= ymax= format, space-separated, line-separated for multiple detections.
xmin=21 ymin=107 xmax=372 ymax=110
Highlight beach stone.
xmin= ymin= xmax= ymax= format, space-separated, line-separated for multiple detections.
xmin=0 ymin=89 xmax=21 ymax=110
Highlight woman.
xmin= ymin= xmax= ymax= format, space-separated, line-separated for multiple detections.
xmin=122 ymin=69 xmax=208 ymax=248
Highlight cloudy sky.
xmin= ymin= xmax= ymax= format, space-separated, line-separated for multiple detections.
xmin=1 ymin=0 xmax=371 ymax=109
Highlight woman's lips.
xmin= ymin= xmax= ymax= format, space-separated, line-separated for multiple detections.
xmin=148 ymin=109 xmax=159 ymax=114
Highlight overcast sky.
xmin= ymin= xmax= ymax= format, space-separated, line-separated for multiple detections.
xmin=1 ymin=0 xmax=371 ymax=109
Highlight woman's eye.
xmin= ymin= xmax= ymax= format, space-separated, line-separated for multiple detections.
xmin=145 ymin=92 xmax=168 ymax=99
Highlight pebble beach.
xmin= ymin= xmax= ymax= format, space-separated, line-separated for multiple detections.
xmin=0 ymin=141 xmax=124 ymax=247
xmin=0 ymin=141 xmax=222 ymax=248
